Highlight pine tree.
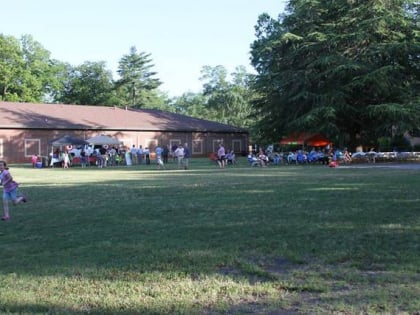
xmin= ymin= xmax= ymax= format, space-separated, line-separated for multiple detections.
xmin=251 ymin=0 xmax=420 ymax=148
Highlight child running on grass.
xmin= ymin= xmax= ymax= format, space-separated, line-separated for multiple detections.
xmin=0 ymin=160 xmax=27 ymax=221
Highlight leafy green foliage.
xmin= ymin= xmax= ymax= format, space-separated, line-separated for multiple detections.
xmin=170 ymin=92 xmax=210 ymax=117
xmin=199 ymin=65 xmax=256 ymax=128
xmin=55 ymin=61 xmax=117 ymax=105
xmin=0 ymin=34 xmax=23 ymax=101
xmin=169 ymin=65 xmax=256 ymax=129
xmin=0 ymin=34 xmax=54 ymax=102
xmin=251 ymin=1 xmax=420 ymax=148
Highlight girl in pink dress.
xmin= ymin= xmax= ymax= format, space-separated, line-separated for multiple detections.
xmin=0 ymin=161 xmax=27 ymax=221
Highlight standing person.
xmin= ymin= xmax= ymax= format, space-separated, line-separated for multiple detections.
xmin=217 ymin=143 xmax=226 ymax=168
xmin=130 ymin=145 xmax=138 ymax=164
xmin=63 ymin=151 xmax=70 ymax=168
xmin=174 ymin=144 xmax=185 ymax=169
xmin=137 ymin=145 xmax=143 ymax=165
xmin=183 ymin=142 xmax=190 ymax=170
xmin=125 ymin=149 xmax=132 ymax=166
xmin=171 ymin=144 xmax=178 ymax=163
xmin=108 ymin=147 xmax=117 ymax=166
xmin=80 ymin=149 xmax=88 ymax=168
xmin=144 ymin=147 xmax=150 ymax=165
xmin=99 ymin=146 xmax=107 ymax=168
xmin=155 ymin=145 xmax=163 ymax=164
xmin=162 ymin=144 xmax=169 ymax=164
xmin=156 ymin=145 xmax=165 ymax=170
xmin=94 ymin=148 xmax=103 ymax=167
xmin=31 ymin=154 xmax=38 ymax=168
xmin=0 ymin=161 xmax=27 ymax=221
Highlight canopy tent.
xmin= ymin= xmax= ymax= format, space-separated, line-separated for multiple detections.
xmin=280 ymin=133 xmax=331 ymax=147
xmin=86 ymin=134 xmax=122 ymax=146
xmin=305 ymin=134 xmax=331 ymax=147
xmin=279 ymin=133 xmax=308 ymax=146
xmin=49 ymin=135 xmax=89 ymax=146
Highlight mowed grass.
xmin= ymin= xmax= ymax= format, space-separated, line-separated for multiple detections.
xmin=0 ymin=159 xmax=419 ymax=314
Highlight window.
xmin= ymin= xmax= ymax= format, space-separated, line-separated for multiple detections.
xmin=170 ymin=139 xmax=182 ymax=151
xmin=192 ymin=140 xmax=203 ymax=154
xmin=25 ymin=139 xmax=41 ymax=157
xmin=231 ymin=139 xmax=242 ymax=153
xmin=212 ymin=139 xmax=223 ymax=152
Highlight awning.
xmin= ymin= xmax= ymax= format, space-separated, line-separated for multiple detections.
xmin=279 ymin=133 xmax=308 ymax=146
xmin=86 ymin=134 xmax=122 ymax=145
xmin=280 ymin=133 xmax=331 ymax=147
xmin=49 ymin=135 xmax=89 ymax=146
xmin=305 ymin=134 xmax=331 ymax=147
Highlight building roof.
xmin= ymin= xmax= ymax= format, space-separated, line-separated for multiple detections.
xmin=0 ymin=102 xmax=248 ymax=133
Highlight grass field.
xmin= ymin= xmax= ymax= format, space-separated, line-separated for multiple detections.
xmin=0 ymin=158 xmax=419 ymax=314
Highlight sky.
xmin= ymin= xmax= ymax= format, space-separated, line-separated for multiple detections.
xmin=2 ymin=1 xmax=286 ymax=97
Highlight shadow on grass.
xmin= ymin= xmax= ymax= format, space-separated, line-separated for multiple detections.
xmin=1 ymin=165 xmax=419 ymax=314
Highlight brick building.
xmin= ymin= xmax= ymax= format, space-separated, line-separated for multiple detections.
xmin=0 ymin=102 xmax=249 ymax=163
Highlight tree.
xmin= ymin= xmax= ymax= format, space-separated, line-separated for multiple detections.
xmin=54 ymin=61 xmax=116 ymax=105
xmin=0 ymin=34 xmax=23 ymax=101
xmin=20 ymin=34 xmax=56 ymax=102
xmin=0 ymin=34 xmax=55 ymax=102
xmin=170 ymin=92 xmax=209 ymax=117
xmin=45 ymin=59 xmax=73 ymax=103
xmin=199 ymin=65 xmax=255 ymax=128
xmin=140 ymin=89 xmax=174 ymax=112
xmin=251 ymin=0 xmax=420 ymax=148
xmin=115 ymin=46 xmax=162 ymax=108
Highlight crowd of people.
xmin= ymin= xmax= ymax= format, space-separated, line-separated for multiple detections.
xmin=39 ymin=141 xmax=358 ymax=171
xmin=247 ymin=145 xmax=353 ymax=167
xmin=45 ymin=143 xmax=195 ymax=170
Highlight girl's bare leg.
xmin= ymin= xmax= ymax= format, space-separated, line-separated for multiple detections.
xmin=2 ymin=199 xmax=10 ymax=218
xmin=13 ymin=195 xmax=26 ymax=205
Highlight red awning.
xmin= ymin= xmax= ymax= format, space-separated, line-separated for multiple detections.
xmin=280 ymin=133 xmax=331 ymax=147
xmin=279 ymin=133 xmax=308 ymax=145
xmin=306 ymin=134 xmax=331 ymax=147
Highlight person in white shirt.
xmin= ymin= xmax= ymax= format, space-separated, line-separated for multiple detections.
xmin=137 ymin=145 xmax=143 ymax=164
xmin=217 ymin=143 xmax=226 ymax=168
xmin=130 ymin=145 xmax=138 ymax=164
xmin=174 ymin=144 xmax=185 ymax=169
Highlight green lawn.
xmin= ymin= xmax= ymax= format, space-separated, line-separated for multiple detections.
xmin=0 ymin=159 xmax=419 ymax=314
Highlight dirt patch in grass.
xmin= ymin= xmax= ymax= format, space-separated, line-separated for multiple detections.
xmin=216 ymin=256 xmax=420 ymax=314
xmin=215 ymin=257 xmax=313 ymax=314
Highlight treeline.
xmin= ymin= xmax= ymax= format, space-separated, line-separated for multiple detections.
xmin=0 ymin=34 xmax=255 ymax=130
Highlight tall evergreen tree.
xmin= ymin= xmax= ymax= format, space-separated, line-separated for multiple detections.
xmin=115 ymin=46 xmax=162 ymax=108
xmin=251 ymin=0 xmax=420 ymax=148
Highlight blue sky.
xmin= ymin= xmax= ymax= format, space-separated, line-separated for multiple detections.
xmin=2 ymin=1 xmax=286 ymax=96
